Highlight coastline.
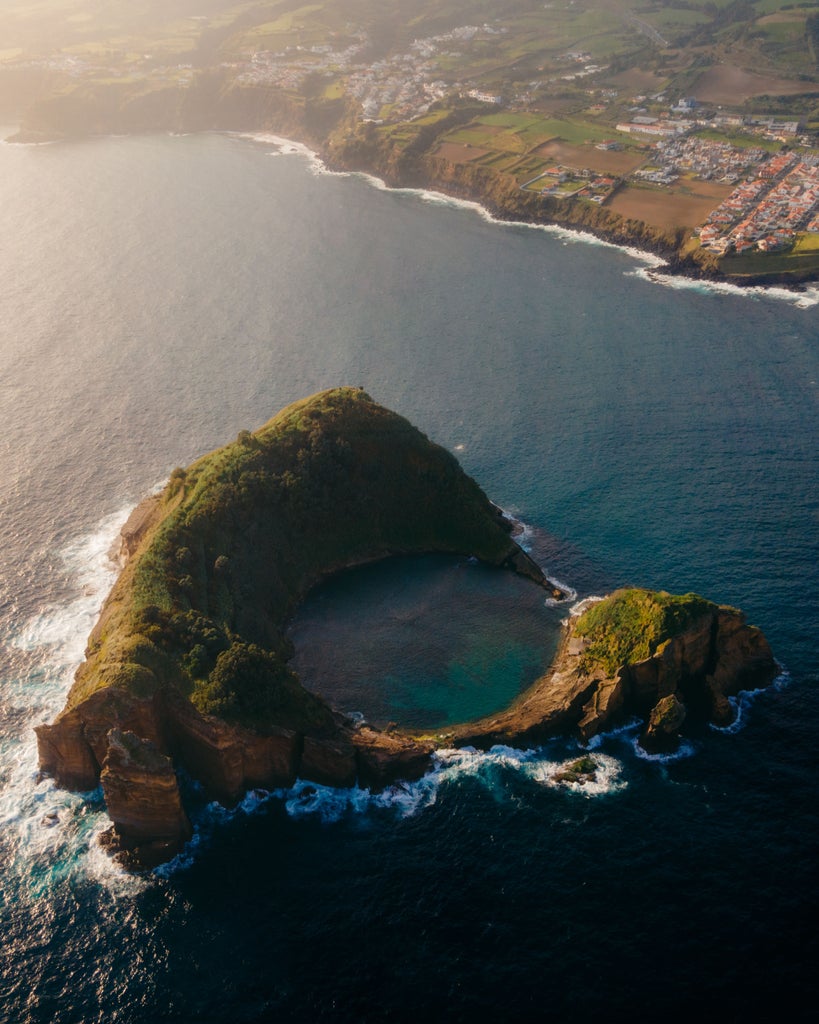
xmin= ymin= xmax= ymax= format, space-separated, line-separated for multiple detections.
xmin=7 ymin=107 xmax=819 ymax=297
xmin=237 ymin=128 xmax=819 ymax=303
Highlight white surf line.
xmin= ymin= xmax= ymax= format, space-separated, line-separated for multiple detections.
xmin=2 ymin=502 xmax=152 ymax=894
xmin=231 ymin=130 xmax=819 ymax=307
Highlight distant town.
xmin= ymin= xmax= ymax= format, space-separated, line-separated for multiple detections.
xmin=5 ymin=0 xmax=819 ymax=277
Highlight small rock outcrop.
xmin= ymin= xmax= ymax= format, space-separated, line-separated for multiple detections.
xmin=642 ymin=694 xmax=687 ymax=752
xmin=554 ymin=755 xmax=599 ymax=785
xmin=450 ymin=589 xmax=777 ymax=750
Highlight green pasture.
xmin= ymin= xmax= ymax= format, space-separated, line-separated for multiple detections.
xmin=519 ymin=118 xmax=614 ymax=146
xmin=642 ymin=9 xmax=711 ymax=32
xmin=241 ymin=5 xmax=325 ymax=38
xmin=322 ymin=79 xmax=344 ymax=100
xmin=438 ymin=114 xmax=630 ymax=173
xmin=408 ymin=109 xmax=453 ymax=129
xmin=694 ymin=129 xmax=783 ymax=152
xmin=793 ymin=231 xmax=819 ymax=252
xmin=757 ymin=20 xmax=808 ymax=44
xmin=685 ymin=0 xmax=744 ymax=8
xmin=471 ymin=114 xmax=615 ymax=146
xmin=753 ymin=0 xmax=819 ymax=14
xmin=720 ymin=248 xmax=819 ymax=275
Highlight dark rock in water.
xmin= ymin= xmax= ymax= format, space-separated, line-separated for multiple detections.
xmin=554 ymin=755 xmax=599 ymax=785
xmin=100 ymin=729 xmax=191 ymax=869
xmin=641 ymin=693 xmax=687 ymax=752
xmin=354 ymin=727 xmax=435 ymax=791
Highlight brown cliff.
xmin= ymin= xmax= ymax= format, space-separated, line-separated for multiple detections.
xmin=448 ymin=589 xmax=777 ymax=751
xmin=99 ymin=729 xmax=192 ymax=868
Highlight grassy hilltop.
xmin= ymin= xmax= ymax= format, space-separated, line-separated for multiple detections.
xmin=68 ymin=387 xmax=533 ymax=732
xmin=575 ymin=588 xmax=717 ymax=676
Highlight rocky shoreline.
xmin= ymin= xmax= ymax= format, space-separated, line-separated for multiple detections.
xmin=447 ymin=595 xmax=776 ymax=751
xmin=36 ymin=572 xmax=777 ymax=869
xmin=35 ymin=391 xmax=778 ymax=870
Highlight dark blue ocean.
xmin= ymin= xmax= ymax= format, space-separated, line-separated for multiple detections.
xmin=0 ymin=130 xmax=817 ymax=1022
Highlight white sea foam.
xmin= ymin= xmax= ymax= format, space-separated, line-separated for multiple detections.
xmin=569 ymin=595 xmax=605 ymax=617
xmin=628 ymin=267 xmax=819 ymax=308
xmin=277 ymin=743 xmax=631 ymax=819
xmin=232 ymin=131 xmax=666 ymax=261
xmin=584 ymin=716 xmax=643 ymax=749
xmin=494 ymin=510 xmax=576 ymax=603
xmin=233 ymin=131 xmax=326 ymax=173
xmin=157 ymin=742 xmax=633 ymax=872
xmin=526 ymin=751 xmax=627 ymax=796
xmin=709 ymin=667 xmax=792 ymax=735
xmin=281 ymin=775 xmax=439 ymax=823
xmin=579 ymin=713 xmax=697 ymax=764
xmin=632 ymin=736 xmax=698 ymax=763
xmin=507 ymin=515 xmax=533 ymax=549
xmin=84 ymin=821 xmax=151 ymax=895
xmin=163 ymin=682 xmax=791 ymax=872
xmin=1 ymin=504 xmax=137 ymax=894
xmin=1 ymin=135 xmax=57 ymax=147
xmin=543 ymin=578 xmax=577 ymax=606
xmin=11 ymin=505 xmax=127 ymax=662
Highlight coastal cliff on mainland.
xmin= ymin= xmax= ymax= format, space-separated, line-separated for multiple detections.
xmin=18 ymin=75 xmax=819 ymax=284
xmin=9 ymin=78 xmax=715 ymax=280
xmin=15 ymin=74 xmax=819 ymax=285
xmin=37 ymin=389 xmax=777 ymax=868
xmin=323 ymin=116 xmax=695 ymax=266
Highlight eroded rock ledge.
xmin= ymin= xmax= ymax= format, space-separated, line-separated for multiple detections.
xmin=36 ymin=390 xmax=776 ymax=868
xmin=447 ymin=589 xmax=776 ymax=752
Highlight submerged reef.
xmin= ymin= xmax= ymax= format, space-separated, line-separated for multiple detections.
xmin=36 ymin=389 xmax=776 ymax=867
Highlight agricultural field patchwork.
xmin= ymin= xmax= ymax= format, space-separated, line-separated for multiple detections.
xmin=4 ymin=1 xmax=819 ymax=269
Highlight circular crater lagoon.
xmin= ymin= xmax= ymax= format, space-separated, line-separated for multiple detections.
xmin=288 ymin=554 xmax=564 ymax=731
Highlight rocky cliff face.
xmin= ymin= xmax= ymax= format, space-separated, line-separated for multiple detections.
xmin=99 ymin=729 xmax=192 ymax=868
xmin=37 ymin=686 xmax=433 ymax=864
xmin=37 ymin=579 xmax=776 ymax=868
xmin=43 ymin=587 xmax=774 ymax=861
xmin=10 ymin=78 xmax=690 ymax=269
xmin=450 ymin=590 xmax=776 ymax=751
xmin=322 ymin=123 xmax=691 ymax=265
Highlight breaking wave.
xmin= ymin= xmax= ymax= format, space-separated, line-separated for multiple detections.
xmin=710 ymin=667 xmax=792 ymax=735
xmin=628 ymin=266 xmax=819 ymax=308
xmin=159 ymin=742 xmax=631 ymax=875
xmin=0 ymin=504 xmax=144 ymax=895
